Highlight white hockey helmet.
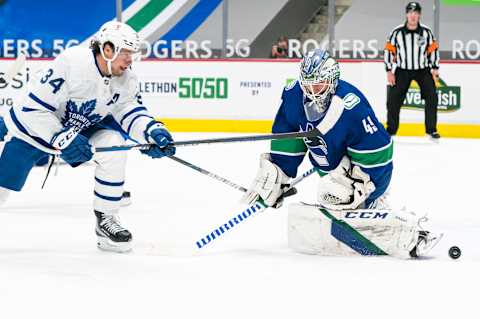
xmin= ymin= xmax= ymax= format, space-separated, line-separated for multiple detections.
xmin=94 ymin=21 xmax=140 ymax=74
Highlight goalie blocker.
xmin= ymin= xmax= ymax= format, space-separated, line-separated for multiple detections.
xmin=288 ymin=203 xmax=442 ymax=259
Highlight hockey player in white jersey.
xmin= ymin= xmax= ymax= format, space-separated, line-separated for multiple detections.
xmin=0 ymin=21 xmax=175 ymax=252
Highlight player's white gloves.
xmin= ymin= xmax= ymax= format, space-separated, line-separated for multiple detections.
xmin=317 ymin=156 xmax=376 ymax=210
xmin=242 ymin=153 xmax=290 ymax=208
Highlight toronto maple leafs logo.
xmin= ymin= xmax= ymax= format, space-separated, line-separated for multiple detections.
xmin=62 ymin=99 xmax=102 ymax=130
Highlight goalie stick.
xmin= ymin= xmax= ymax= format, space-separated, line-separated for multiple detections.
xmin=195 ymin=167 xmax=317 ymax=249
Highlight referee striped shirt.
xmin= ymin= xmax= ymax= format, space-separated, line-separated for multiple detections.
xmin=384 ymin=23 xmax=439 ymax=71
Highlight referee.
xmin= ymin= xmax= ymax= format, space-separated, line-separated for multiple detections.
xmin=384 ymin=2 xmax=440 ymax=139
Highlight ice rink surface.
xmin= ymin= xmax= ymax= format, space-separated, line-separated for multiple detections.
xmin=1 ymin=133 xmax=479 ymax=319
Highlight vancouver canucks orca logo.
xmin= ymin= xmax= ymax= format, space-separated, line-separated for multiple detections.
xmin=62 ymin=99 xmax=102 ymax=130
xmin=302 ymin=123 xmax=328 ymax=154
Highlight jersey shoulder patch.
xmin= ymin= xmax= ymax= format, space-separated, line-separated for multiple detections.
xmin=343 ymin=93 xmax=361 ymax=110
xmin=285 ymin=80 xmax=297 ymax=91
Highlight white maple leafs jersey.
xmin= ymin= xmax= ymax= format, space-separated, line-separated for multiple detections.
xmin=5 ymin=46 xmax=158 ymax=152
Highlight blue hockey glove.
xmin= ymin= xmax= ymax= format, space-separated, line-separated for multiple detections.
xmin=60 ymin=134 xmax=93 ymax=165
xmin=0 ymin=116 xmax=7 ymax=141
xmin=141 ymin=127 xmax=176 ymax=159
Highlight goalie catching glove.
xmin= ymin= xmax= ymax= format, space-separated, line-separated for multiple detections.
xmin=317 ymin=156 xmax=376 ymax=210
xmin=242 ymin=153 xmax=290 ymax=208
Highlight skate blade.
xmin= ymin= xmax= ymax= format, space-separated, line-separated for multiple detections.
xmin=97 ymin=236 xmax=132 ymax=253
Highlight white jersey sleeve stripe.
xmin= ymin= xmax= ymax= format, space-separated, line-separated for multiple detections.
xmin=119 ymin=106 xmax=147 ymax=126
xmin=126 ymin=114 xmax=154 ymax=134
xmin=28 ymin=92 xmax=57 ymax=112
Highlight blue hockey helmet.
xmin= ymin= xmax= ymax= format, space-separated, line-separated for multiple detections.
xmin=299 ymin=49 xmax=340 ymax=121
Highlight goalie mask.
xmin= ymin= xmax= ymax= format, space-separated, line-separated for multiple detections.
xmin=299 ymin=49 xmax=340 ymax=121
xmin=93 ymin=21 xmax=141 ymax=75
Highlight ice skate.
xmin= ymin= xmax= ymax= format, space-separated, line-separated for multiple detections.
xmin=95 ymin=210 xmax=132 ymax=253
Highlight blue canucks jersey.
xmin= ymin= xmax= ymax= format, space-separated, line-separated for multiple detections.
xmin=270 ymin=79 xmax=393 ymax=204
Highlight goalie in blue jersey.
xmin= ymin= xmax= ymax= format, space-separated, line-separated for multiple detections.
xmin=243 ymin=49 xmax=441 ymax=258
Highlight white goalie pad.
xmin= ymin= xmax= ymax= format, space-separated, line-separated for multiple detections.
xmin=287 ymin=203 xmax=423 ymax=259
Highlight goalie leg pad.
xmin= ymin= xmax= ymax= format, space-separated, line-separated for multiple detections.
xmin=288 ymin=203 xmax=359 ymax=256
xmin=288 ymin=203 xmax=423 ymax=259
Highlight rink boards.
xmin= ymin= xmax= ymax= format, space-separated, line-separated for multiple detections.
xmin=0 ymin=58 xmax=479 ymax=137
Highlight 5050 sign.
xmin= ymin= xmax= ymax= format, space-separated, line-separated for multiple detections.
xmin=178 ymin=77 xmax=228 ymax=99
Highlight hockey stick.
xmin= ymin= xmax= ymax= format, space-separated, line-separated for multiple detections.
xmin=168 ymin=155 xmax=298 ymax=197
xmin=0 ymin=53 xmax=26 ymax=85
xmin=10 ymin=129 xmax=320 ymax=157
xmin=94 ymin=129 xmax=319 ymax=153
xmin=169 ymin=155 xmax=248 ymax=192
xmin=195 ymin=166 xmax=317 ymax=249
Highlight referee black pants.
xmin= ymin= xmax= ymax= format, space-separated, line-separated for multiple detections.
xmin=386 ymin=68 xmax=438 ymax=135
